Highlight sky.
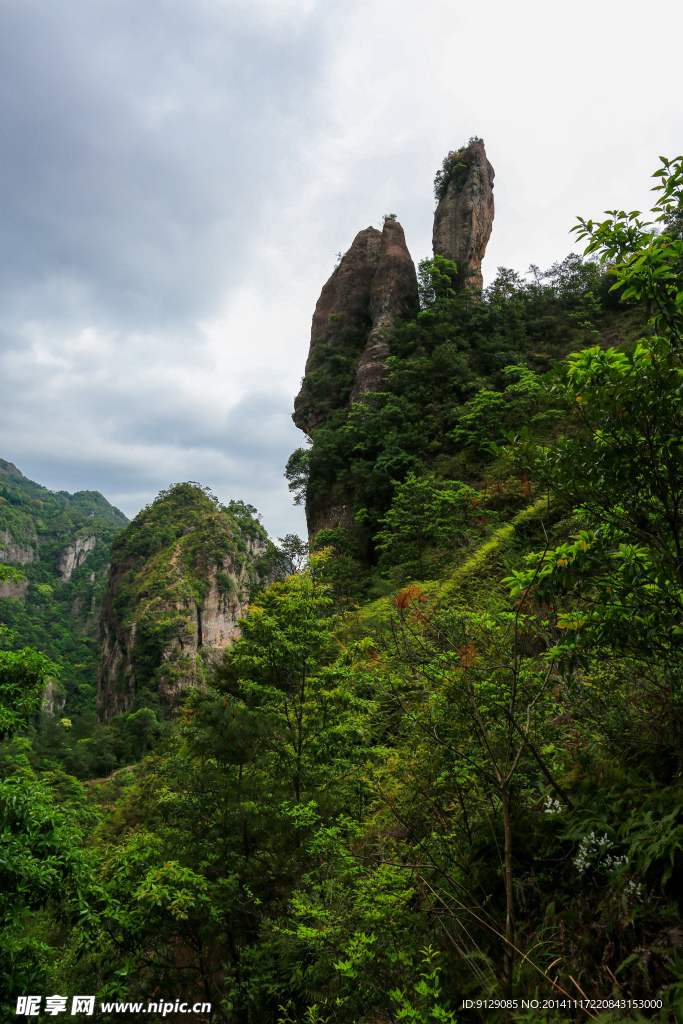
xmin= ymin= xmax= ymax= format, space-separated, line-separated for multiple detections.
xmin=0 ymin=0 xmax=681 ymax=539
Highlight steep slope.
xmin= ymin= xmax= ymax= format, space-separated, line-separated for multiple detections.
xmin=0 ymin=459 xmax=128 ymax=716
xmin=97 ymin=483 xmax=272 ymax=720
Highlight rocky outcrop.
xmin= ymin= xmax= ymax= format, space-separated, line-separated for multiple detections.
xmin=0 ymin=459 xmax=24 ymax=479
xmin=432 ymin=139 xmax=494 ymax=292
xmin=98 ymin=542 xmax=265 ymax=720
xmin=305 ymin=483 xmax=357 ymax=541
xmin=42 ymin=679 xmax=66 ymax=717
xmin=294 ymin=220 xmax=418 ymax=436
xmin=96 ymin=483 xmax=271 ymax=721
xmin=293 ymin=226 xmax=382 ymax=435
xmin=349 ymin=218 xmax=418 ymax=405
xmin=58 ymin=535 xmax=97 ymax=581
xmin=0 ymin=528 xmax=37 ymax=564
xmin=291 ymin=141 xmax=494 ymax=546
xmin=0 ymin=577 xmax=29 ymax=600
xmin=293 ymin=219 xmax=417 ymax=544
xmin=0 ymin=457 xmax=128 ymax=721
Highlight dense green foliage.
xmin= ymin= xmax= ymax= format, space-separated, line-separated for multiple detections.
xmin=2 ymin=156 xmax=683 ymax=1022
xmin=433 ymin=137 xmax=484 ymax=202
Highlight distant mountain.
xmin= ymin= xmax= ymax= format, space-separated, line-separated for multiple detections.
xmin=0 ymin=458 xmax=128 ymax=717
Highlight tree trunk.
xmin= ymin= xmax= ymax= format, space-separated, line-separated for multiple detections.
xmin=500 ymin=782 xmax=515 ymax=998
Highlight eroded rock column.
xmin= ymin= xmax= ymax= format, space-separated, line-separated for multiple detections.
xmin=349 ymin=217 xmax=418 ymax=405
xmin=432 ymin=139 xmax=495 ymax=292
xmin=293 ymin=226 xmax=382 ymax=435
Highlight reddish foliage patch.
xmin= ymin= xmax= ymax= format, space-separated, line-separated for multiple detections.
xmin=456 ymin=643 xmax=476 ymax=667
xmin=395 ymin=586 xmax=425 ymax=610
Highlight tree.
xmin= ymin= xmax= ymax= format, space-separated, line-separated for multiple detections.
xmin=0 ymin=565 xmax=94 ymax=1002
xmin=507 ymin=156 xmax=683 ymax=682
xmin=275 ymin=534 xmax=309 ymax=576
xmin=0 ymin=567 xmax=58 ymax=741
xmin=213 ymin=555 xmax=370 ymax=803
xmin=285 ymin=449 xmax=311 ymax=508
xmin=376 ymin=584 xmax=570 ymax=1000
xmin=59 ymin=556 xmax=374 ymax=1022
xmin=376 ymin=473 xmax=480 ymax=578
xmin=123 ymin=707 xmax=160 ymax=760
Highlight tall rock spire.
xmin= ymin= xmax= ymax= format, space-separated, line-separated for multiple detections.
xmin=349 ymin=217 xmax=418 ymax=405
xmin=292 ymin=217 xmax=417 ymax=544
xmin=293 ymin=217 xmax=418 ymax=437
xmin=432 ymin=138 xmax=495 ymax=292
xmin=293 ymin=226 xmax=381 ymax=435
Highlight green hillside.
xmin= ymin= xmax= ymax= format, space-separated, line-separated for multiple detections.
xmin=0 ymin=460 xmax=127 ymax=718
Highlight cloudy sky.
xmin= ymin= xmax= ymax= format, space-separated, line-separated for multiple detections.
xmin=1 ymin=0 xmax=681 ymax=538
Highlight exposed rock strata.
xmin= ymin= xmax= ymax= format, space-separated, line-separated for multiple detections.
xmin=349 ymin=218 xmax=418 ymax=405
xmin=58 ymin=535 xmax=97 ymax=581
xmin=0 ymin=577 xmax=29 ymax=599
xmin=42 ymin=679 xmax=66 ymax=717
xmin=432 ymin=139 xmax=495 ymax=292
xmin=293 ymin=219 xmax=417 ymax=543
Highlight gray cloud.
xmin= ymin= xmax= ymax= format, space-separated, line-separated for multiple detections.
xmin=0 ymin=0 xmax=327 ymax=536
xmin=0 ymin=0 xmax=325 ymax=327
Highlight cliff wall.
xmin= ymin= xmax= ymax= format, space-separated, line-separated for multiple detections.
xmin=293 ymin=226 xmax=382 ymax=435
xmin=350 ymin=218 xmax=418 ymax=404
xmin=293 ymin=218 xmax=417 ymax=543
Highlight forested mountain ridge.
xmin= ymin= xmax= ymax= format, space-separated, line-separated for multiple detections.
xmin=0 ymin=459 xmax=127 ymax=719
xmin=1 ymin=150 xmax=683 ymax=1022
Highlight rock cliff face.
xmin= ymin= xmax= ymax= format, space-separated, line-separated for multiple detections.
xmin=0 ymin=459 xmax=128 ymax=717
xmin=97 ymin=484 xmax=271 ymax=721
xmin=291 ymin=141 xmax=494 ymax=545
xmin=349 ymin=218 xmax=418 ymax=405
xmin=42 ymin=678 xmax=66 ymax=717
xmin=293 ymin=219 xmax=417 ymax=435
xmin=58 ymin=535 xmax=97 ymax=580
xmin=432 ymin=139 xmax=495 ymax=292
xmin=0 ymin=577 xmax=29 ymax=599
xmin=0 ymin=528 xmax=37 ymax=565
